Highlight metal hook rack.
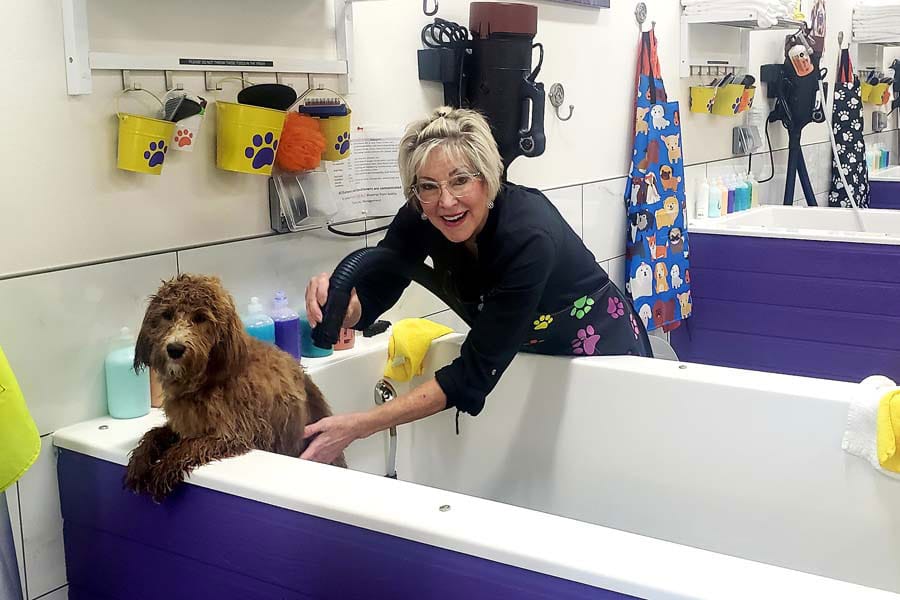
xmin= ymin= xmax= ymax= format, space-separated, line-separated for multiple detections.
xmin=548 ymin=83 xmax=574 ymax=121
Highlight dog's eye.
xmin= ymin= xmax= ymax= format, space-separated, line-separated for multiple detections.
xmin=191 ymin=313 xmax=207 ymax=325
xmin=161 ymin=309 xmax=174 ymax=321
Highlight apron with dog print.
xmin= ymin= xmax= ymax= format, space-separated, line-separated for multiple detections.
xmin=624 ymin=30 xmax=692 ymax=333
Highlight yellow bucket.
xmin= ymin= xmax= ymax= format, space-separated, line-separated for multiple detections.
xmin=711 ymin=83 xmax=745 ymax=116
xmin=689 ymin=86 xmax=716 ymax=114
xmin=871 ymin=82 xmax=891 ymax=105
xmin=216 ymin=101 xmax=286 ymax=175
xmin=318 ymin=111 xmax=353 ymax=161
xmin=116 ymin=89 xmax=176 ymax=175
xmin=861 ymin=82 xmax=875 ymax=103
xmin=295 ymin=86 xmax=353 ymax=162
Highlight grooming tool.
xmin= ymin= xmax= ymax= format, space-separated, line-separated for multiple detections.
xmin=171 ymin=98 xmax=203 ymax=122
xmin=298 ymin=97 xmax=349 ymax=118
xmin=739 ymin=74 xmax=756 ymax=88
xmin=161 ymin=94 xmax=185 ymax=121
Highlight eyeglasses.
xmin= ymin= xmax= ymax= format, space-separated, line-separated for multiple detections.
xmin=412 ymin=172 xmax=482 ymax=204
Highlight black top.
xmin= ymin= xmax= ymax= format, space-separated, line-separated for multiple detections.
xmin=354 ymin=183 xmax=608 ymax=416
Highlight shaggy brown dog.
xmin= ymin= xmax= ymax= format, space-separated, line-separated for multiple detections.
xmin=125 ymin=274 xmax=344 ymax=502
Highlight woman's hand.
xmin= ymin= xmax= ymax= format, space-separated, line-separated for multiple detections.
xmin=300 ymin=413 xmax=371 ymax=464
xmin=305 ymin=272 xmax=362 ymax=328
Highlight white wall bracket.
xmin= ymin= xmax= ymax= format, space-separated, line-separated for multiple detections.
xmin=680 ymin=11 xmax=804 ymax=79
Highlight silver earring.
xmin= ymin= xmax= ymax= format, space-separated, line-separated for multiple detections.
xmin=420 ymin=212 xmax=428 ymax=221
xmin=487 ymin=200 xmax=495 ymax=209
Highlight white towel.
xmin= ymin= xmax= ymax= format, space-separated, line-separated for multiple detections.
xmin=842 ymin=375 xmax=900 ymax=481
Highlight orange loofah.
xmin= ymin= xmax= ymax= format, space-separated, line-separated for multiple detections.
xmin=276 ymin=112 xmax=327 ymax=172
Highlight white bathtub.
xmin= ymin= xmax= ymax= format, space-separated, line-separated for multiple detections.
xmin=871 ymin=165 xmax=900 ymax=182
xmin=691 ymin=205 xmax=900 ymax=243
xmin=54 ymin=334 xmax=900 ymax=599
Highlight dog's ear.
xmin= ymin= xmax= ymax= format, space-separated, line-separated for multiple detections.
xmin=209 ymin=285 xmax=248 ymax=375
xmin=134 ymin=294 xmax=158 ymax=374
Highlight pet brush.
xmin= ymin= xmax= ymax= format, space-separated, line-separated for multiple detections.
xmin=299 ymin=97 xmax=349 ymax=118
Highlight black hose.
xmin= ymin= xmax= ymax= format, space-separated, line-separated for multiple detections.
xmin=311 ymin=247 xmax=473 ymax=349
xmin=312 ymin=248 xmax=652 ymax=359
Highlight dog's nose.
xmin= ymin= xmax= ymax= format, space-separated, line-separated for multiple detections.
xmin=166 ymin=343 xmax=186 ymax=360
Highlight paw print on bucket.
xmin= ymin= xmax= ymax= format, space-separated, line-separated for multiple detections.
xmin=245 ymin=132 xmax=278 ymax=170
xmin=335 ymin=131 xmax=350 ymax=156
xmin=143 ymin=140 xmax=168 ymax=168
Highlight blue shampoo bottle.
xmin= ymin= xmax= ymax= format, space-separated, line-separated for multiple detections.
xmin=242 ymin=297 xmax=276 ymax=344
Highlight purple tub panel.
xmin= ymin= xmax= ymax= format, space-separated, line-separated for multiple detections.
xmin=870 ymin=181 xmax=900 ymax=210
xmin=58 ymin=450 xmax=637 ymax=600
xmin=671 ymin=233 xmax=900 ymax=382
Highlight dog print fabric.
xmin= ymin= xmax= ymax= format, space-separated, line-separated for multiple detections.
xmin=624 ymin=30 xmax=692 ymax=332
xmin=829 ymin=48 xmax=870 ymax=208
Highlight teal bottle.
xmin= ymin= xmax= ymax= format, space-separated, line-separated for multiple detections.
xmin=105 ymin=327 xmax=150 ymax=419
xmin=299 ymin=307 xmax=334 ymax=358
xmin=242 ymin=297 xmax=276 ymax=344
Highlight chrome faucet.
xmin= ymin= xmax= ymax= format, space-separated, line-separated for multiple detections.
xmin=374 ymin=379 xmax=398 ymax=479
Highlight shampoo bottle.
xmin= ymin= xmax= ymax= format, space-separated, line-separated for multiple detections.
xmin=242 ymin=297 xmax=276 ymax=344
xmin=269 ymin=292 xmax=301 ymax=360
xmin=105 ymin=327 xmax=151 ymax=419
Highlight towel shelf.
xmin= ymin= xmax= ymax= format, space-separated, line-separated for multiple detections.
xmin=61 ymin=0 xmax=369 ymax=95
xmin=680 ymin=10 xmax=804 ymax=78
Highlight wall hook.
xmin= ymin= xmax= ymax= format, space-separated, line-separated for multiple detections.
xmin=838 ymin=31 xmax=845 ymax=48
xmin=424 ymin=0 xmax=438 ymax=16
xmin=635 ymin=2 xmax=647 ymax=28
xmin=549 ymin=83 xmax=574 ymax=122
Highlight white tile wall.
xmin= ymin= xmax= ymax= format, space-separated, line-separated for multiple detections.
xmin=364 ymin=226 xmax=447 ymax=325
xmin=543 ymin=185 xmax=584 ymax=238
xmin=4 ymin=486 xmax=25 ymax=600
xmin=0 ymin=254 xmax=178 ymax=435
xmin=583 ymin=178 xmax=627 ymax=263
xmin=18 ymin=440 xmax=65 ymax=599
xmin=1 ymin=134 xmax=858 ymax=599
xmin=605 ymin=256 xmax=627 ymax=292
xmin=177 ymin=229 xmax=364 ymax=318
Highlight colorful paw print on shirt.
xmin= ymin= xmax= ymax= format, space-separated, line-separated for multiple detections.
xmin=572 ymin=325 xmax=601 ymax=355
xmin=607 ymin=297 xmax=625 ymax=319
xmin=570 ymin=295 xmax=594 ymax=319
xmin=533 ymin=315 xmax=553 ymax=330
xmin=630 ymin=313 xmax=641 ymax=340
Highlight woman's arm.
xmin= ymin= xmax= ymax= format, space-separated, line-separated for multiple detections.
xmin=300 ymin=378 xmax=446 ymax=464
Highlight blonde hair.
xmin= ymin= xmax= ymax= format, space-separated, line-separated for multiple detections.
xmin=398 ymin=106 xmax=503 ymax=210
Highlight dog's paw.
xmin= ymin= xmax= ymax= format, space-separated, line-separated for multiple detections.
xmin=124 ymin=456 xmax=156 ymax=495
xmin=142 ymin=462 xmax=186 ymax=502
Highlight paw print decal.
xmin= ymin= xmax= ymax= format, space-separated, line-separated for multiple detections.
xmin=143 ymin=140 xmax=167 ymax=167
xmin=570 ymin=295 xmax=595 ymax=319
xmin=335 ymin=131 xmax=350 ymax=155
xmin=245 ymin=132 xmax=278 ymax=170
xmin=533 ymin=315 xmax=553 ymax=330
xmin=571 ymin=325 xmax=601 ymax=355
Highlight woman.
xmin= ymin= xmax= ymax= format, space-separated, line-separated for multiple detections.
xmin=301 ymin=106 xmax=649 ymax=464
